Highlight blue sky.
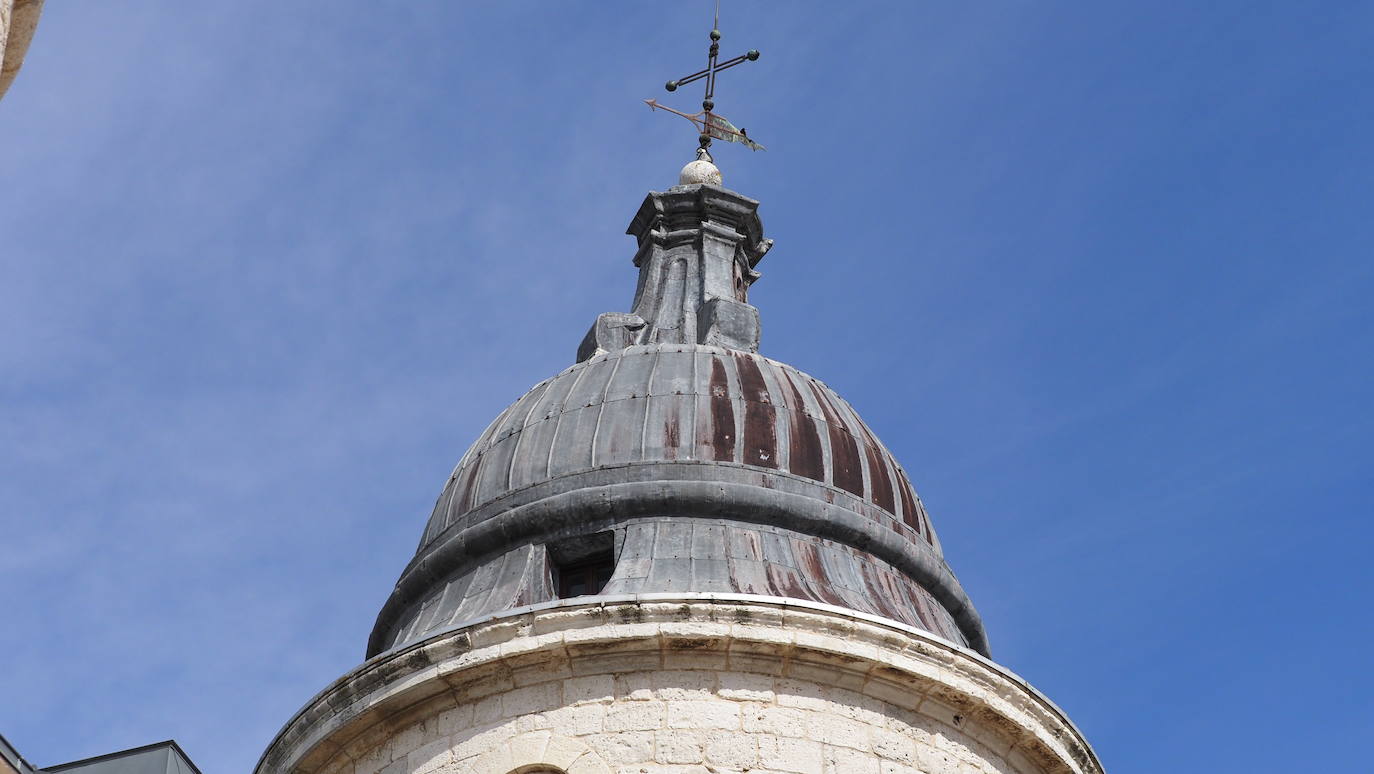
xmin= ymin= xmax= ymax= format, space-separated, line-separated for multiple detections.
xmin=2 ymin=2 xmax=1371 ymax=772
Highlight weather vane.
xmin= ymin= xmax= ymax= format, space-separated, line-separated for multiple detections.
xmin=644 ymin=1 xmax=764 ymax=156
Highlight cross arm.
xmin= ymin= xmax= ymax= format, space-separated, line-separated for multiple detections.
xmin=712 ymin=51 xmax=760 ymax=74
xmin=667 ymin=67 xmax=713 ymax=91
xmin=665 ymin=50 xmax=760 ymax=92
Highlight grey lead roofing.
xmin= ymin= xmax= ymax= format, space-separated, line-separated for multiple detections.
xmin=371 ymin=344 xmax=988 ymax=657
xmin=424 ymin=345 xmax=941 ymax=556
xmin=369 ymin=182 xmax=988 ymax=658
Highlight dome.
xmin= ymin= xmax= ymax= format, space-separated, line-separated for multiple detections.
xmin=368 ymin=183 xmax=988 ymax=658
xmin=369 ymin=344 xmax=987 ymax=657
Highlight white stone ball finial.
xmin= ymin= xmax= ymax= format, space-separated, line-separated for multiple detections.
xmin=679 ymin=147 xmax=722 ymax=186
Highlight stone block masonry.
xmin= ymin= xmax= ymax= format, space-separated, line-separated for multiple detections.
xmin=257 ymin=596 xmax=1102 ymax=774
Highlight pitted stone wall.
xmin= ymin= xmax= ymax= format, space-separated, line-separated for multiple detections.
xmin=316 ymin=668 xmax=1053 ymax=774
xmin=258 ymin=597 xmax=1102 ymax=774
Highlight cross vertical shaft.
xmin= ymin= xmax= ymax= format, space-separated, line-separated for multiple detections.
xmin=661 ymin=24 xmax=760 ymax=152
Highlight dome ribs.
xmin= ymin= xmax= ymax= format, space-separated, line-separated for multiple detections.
xmin=479 ymin=386 xmax=547 ymax=499
xmin=425 ymin=349 xmax=939 ymax=550
xmin=734 ymin=352 xmax=778 ymax=469
xmin=857 ymin=559 xmax=906 ymax=624
xmin=592 ymin=349 xmax=655 ymax=468
xmin=779 ymin=369 xmax=825 ymax=483
xmin=474 ymin=432 xmax=519 ymax=505
xmin=646 ymin=344 xmax=697 ymax=461
xmin=844 ymin=404 xmax=899 ymax=518
xmin=449 ymin=453 xmax=483 ymax=520
xmin=895 ymin=466 xmax=923 ymax=537
xmin=807 ymin=379 xmax=865 ymax=497
xmin=442 ymin=400 xmax=520 ymax=528
xmin=500 ymin=383 xmax=554 ymax=496
xmin=507 ymin=368 xmax=581 ymax=490
xmin=381 ymin=345 xmax=989 ymax=658
xmin=859 ymin=431 xmax=896 ymax=515
xmin=547 ymin=357 xmax=616 ymax=477
xmin=705 ymin=355 xmax=737 ymax=462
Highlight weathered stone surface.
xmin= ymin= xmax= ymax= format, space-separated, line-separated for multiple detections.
xmin=679 ymin=154 xmax=723 ymax=186
xmin=696 ymin=297 xmax=760 ymax=352
xmin=0 ymin=0 xmax=43 ymax=101
xmin=577 ymin=313 xmax=646 ymax=363
xmin=577 ymin=184 xmax=770 ymax=361
xmin=257 ymin=597 xmax=1104 ymax=774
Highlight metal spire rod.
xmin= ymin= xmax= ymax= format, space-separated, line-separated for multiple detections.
xmin=649 ymin=3 xmax=764 ymax=153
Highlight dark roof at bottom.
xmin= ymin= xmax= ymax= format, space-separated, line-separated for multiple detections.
xmin=40 ymin=742 xmax=201 ymax=774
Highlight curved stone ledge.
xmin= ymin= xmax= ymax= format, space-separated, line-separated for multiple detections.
xmin=370 ymin=476 xmax=989 ymax=658
xmin=264 ymin=595 xmax=1101 ymax=774
xmin=0 ymin=0 xmax=45 ymax=101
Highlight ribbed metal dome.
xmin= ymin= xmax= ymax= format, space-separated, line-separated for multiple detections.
xmin=367 ymin=183 xmax=988 ymax=658
xmin=423 ymin=345 xmax=940 ymax=556
xmin=369 ymin=344 xmax=987 ymax=657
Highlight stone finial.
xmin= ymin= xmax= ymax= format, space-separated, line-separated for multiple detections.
xmin=679 ymin=148 xmax=723 ymax=186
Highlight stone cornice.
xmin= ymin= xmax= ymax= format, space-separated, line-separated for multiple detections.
xmin=261 ymin=595 xmax=1102 ymax=774
xmin=627 ymin=184 xmax=768 ymax=269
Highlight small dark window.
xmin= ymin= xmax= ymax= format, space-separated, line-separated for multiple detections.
xmin=557 ymin=559 xmax=614 ymax=599
xmin=548 ymin=531 xmax=616 ymax=600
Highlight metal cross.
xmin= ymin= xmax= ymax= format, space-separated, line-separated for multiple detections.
xmin=644 ymin=8 xmax=764 ymax=154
